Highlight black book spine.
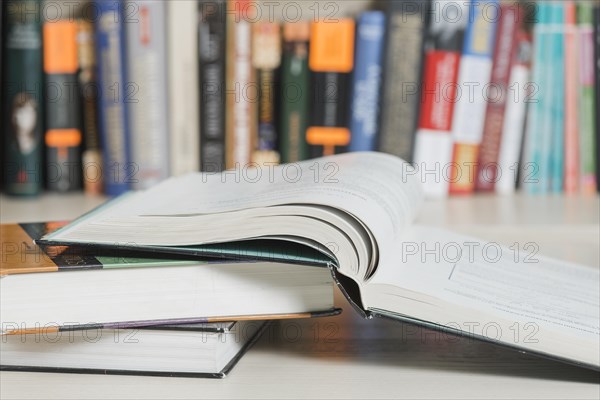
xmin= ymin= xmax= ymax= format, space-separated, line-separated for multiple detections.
xmin=378 ymin=0 xmax=430 ymax=163
xmin=199 ymin=0 xmax=227 ymax=172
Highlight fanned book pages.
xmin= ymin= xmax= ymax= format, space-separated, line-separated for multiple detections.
xmin=36 ymin=152 xmax=600 ymax=370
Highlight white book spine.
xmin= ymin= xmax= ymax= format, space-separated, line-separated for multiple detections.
xmin=125 ymin=0 xmax=170 ymax=189
xmin=167 ymin=0 xmax=201 ymax=177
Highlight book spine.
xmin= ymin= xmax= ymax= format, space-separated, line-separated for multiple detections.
xmin=199 ymin=0 xmax=226 ymax=172
xmin=43 ymin=20 xmax=82 ymax=192
xmin=95 ymin=0 xmax=130 ymax=196
xmin=252 ymin=21 xmax=281 ymax=165
xmin=522 ymin=2 xmax=550 ymax=194
xmin=348 ymin=11 xmax=385 ymax=153
xmin=167 ymin=0 xmax=200 ymax=176
xmin=578 ymin=1 xmax=597 ymax=194
xmin=495 ymin=29 xmax=533 ymax=195
xmin=449 ymin=0 xmax=498 ymax=195
xmin=378 ymin=0 xmax=429 ymax=162
xmin=413 ymin=1 xmax=469 ymax=198
xmin=2 ymin=0 xmax=44 ymax=196
xmin=226 ymin=0 xmax=256 ymax=169
xmin=279 ymin=21 xmax=310 ymax=163
xmin=77 ymin=19 xmax=103 ymax=195
xmin=307 ymin=19 xmax=355 ymax=157
xmin=564 ymin=1 xmax=580 ymax=194
xmin=475 ymin=4 xmax=520 ymax=192
xmin=595 ymin=2 xmax=600 ymax=192
xmin=549 ymin=3 xmax=565 ymax=193
xmin=125 ymin=0 xmax=170 ymax=190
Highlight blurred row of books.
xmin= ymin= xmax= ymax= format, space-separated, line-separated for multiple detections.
xmin=1 ymin=0 xmax=599 ymax=198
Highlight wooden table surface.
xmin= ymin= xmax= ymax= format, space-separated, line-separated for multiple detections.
xmin=1 ymin=193 xmax=599 ymax=399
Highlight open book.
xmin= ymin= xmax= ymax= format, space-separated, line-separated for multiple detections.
xmin=39 ymin=152 xmax=600 ymax=370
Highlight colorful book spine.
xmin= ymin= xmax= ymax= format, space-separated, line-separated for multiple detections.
xmin=449 ymin=0 xmax=498 ymax=195
xmin=43 ymin=20 xmax=82 ymax=192
xmin=279 ymin=22 xmax=310 ymax=163
xmin=522 ymin=2 xmax=551 ymax=194
xmin=475 ymin=4 xmax=520 ymax=192
xmin=307 ymin=19 xmax=355 ymax=157
xmin=226 ymin=0 xmax=256 ymax=169
xmin=564 ymin=1 xmax=580 ymax=194
xmin=378 ymin=0 xmax=430 ymax=162
xmin=199 ymin=0 xmax=227 ymax=172
xmin=549 ymin=2 xmax=566 ymax=193
xmin=95 ymin=0 xmax=130 ymax=195
xmin=252 ymin=21 xmax=282 ymax=165
xmin=413 ymin=0 xmax=469 ymax=198
xmin=578 ymin=1 xmax=598 ymax=193
xmin=2 ymin=0 xmax=44 ymax=196
xmin=595 ymin=2 xmax=600 ymax=192
xmin=495 ymin=29 xmax=533 ymax=195
xmin=125 ymin=0 xmax=170 ymax=190
xmin=167 ymin=0 xmax=200 ymax=176
xmin=77 ymin=19 xmax=103 ymax=196
xmin=348 ymin=11 xmax=385 ymax=153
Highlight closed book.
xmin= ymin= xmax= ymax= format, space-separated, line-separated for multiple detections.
xmin=413 ymin=0 xmax=469 ymax=198
xmin=578 ymin=1 xmax=597 ymax=194
xmin=564 ymin=1 xmax=581 ymax=194
xmin=475 ymin=4 xmax=521 ymax=192
xmin=595 ymin=2 xmax=600 ymax=191
xmin=495 ymin=29 xmax=533 ymax=195
xmin=348 ymin=11 xmax=385 ymax=153
xmin=199 ymin=0 xmax=227 ymax=172
xmin=449 ymin=0 xmax=498 ymax=195
xmin=1 ymin=320 xmax=267 ymax=379
xmin=95 ymin=0 xmax=131 ymax=196
xmin=549 ymin=3 xmax=565 ymax=193
xmin=307 ymin=19 xmax=355 ymax=157
xmin=378 ymin=0 xmax=430 ymax=162
xmin=252 ymin=21 xmax=282 ymax=165
xmin=43 ymin=20 xmax=82 ymax=192
xmin=522 ymin=2 xmax=551 ymax=194
xmin=225 ymin=0 xmax=257 ymax=169
xmin=279 ymin=21 xmax=310 ymax=163
xmin=77 ymin=19 xmax=103 ymax=196
xmin=2 ymin=0 xmax=44 ymax=196
xmin=125 ymin=0 xmax=170 ymax=190
xmin=167 ymin=0 xmax=200 ymax=177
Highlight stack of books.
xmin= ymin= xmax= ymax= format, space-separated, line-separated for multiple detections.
xmin=2 ymin=152 xmax=599 ymax=375
xmin=2 ymin=0 xmax=599 ymax=198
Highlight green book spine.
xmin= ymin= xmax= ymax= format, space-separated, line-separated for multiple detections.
xmin=2 ymin=0 xmax=43 ymax=196
xmin=279 ymin=23 xmax=310 ymax=163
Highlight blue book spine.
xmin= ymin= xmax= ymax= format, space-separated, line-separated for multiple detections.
xmin=348 ymin=11 xmax=386 ymax=152
xmin=95 ymin=0 xmax=131 ymax=196
xmin=550 ymin=3 xmax=565 ymax=192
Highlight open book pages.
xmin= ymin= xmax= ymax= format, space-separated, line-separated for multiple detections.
xmin=41 ymin=152 xmax=600 ymax=369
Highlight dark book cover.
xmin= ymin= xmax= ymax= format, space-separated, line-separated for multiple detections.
xmin=199 ymin=0 xmax=227 ymax=172
xmin=279 ymin=21 xmax=310 ymax=163
xmin=43 ymin=20 xmax=82 ymax=192
xmin=378 ymin=0 xmax=430 ymax=162
xmin=307 ymin=20 xmax=355 ymax=158
xmin=2 ymin=0 xmax=44 ymax=196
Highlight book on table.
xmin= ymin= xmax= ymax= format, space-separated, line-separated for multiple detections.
xmin=13 ymin=152 xmax=600 ymax=371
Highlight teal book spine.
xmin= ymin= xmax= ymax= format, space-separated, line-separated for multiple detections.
xmin=2 ymin=0 xmax=43 ymax=196
xmin=523 ymin=2 xmax=550 ymax=194
xmin=550 ymin=2 xmax=565 ymax=193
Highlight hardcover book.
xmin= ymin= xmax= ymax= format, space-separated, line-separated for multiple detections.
xmin=564 ymin=1 xmax=581 ymax=194
xmin=36 ymin=152 xmax=600 ymax=371
xmin=2 ymin=0 xmax=44 ymax=196
xmin=549 ymin=2 xmax=566 ymax=193
xmin=1 ymin=320 xmax=267 ymax=378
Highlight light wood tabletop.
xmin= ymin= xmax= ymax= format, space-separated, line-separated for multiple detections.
xmin=1 ymin=193 xmax=599 ymax=399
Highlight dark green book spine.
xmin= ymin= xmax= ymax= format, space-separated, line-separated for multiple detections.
xmin=2 ymin=0 xmax=43 ymax=196
xmin=280 ymin=24 xmax=310 ymax=163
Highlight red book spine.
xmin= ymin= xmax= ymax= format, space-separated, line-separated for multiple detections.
xmin=475 ymin=5 xmax=521 ymax=192
xmin=564 ymin=1 xmax=580 ymax=194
